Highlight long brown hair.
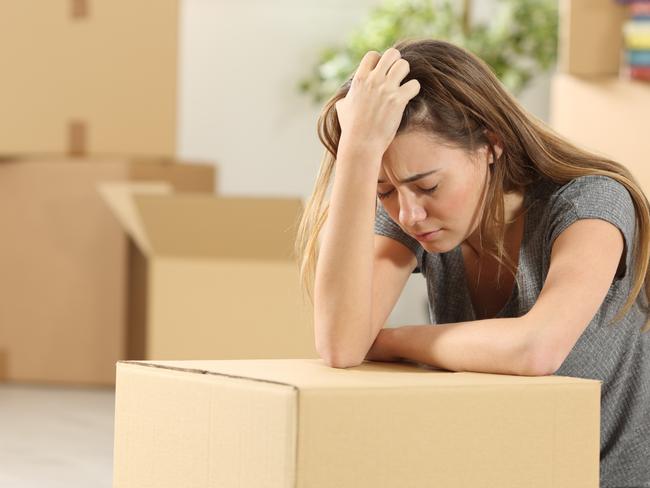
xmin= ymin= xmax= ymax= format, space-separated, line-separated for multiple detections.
xmin=294 ymin=37 xmax=650 ymax=332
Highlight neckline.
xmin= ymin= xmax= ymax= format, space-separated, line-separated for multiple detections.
xmin=457 ymin=185 xmax=535 ymax=321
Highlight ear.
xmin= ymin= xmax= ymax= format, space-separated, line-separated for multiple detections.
xmin=484 ymin=130 xmax=503 ymax=163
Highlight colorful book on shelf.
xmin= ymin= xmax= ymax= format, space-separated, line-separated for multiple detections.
xmin=615 ymin=0 xmax=650 ymax=19
xmin=626 ymin=49 xmax=650 ymax=65
xmin=623 ymin=20 xmax=650 ymax=49
xmin=630 ymin=65 xmax=650 ymax=81
xmin=631 ymin=2 xmax=650 ymax=19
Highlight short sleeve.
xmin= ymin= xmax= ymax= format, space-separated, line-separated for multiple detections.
xmin=374 ymin=202 xmax=425 ymax=274
xmin=546 ymin=175 xmax=636 ymax=282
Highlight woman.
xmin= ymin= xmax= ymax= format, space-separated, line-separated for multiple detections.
xmin=295 ymin=38 xmax=650 ymax=485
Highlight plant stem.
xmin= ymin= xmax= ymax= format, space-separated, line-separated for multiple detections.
xmin=462 ymin=0 xmax=472 ymax=36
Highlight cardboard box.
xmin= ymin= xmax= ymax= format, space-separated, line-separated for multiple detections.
xmin=550 ymin=72 xmax=650 ymax=191
xmin=113 ymin=359 xmax=601 ymax=488
xmin=0 ymin=349 xmax=7 ymax=381
xmin=98 ymin=183 xmax=316 ymax=362
xmin=558 ymin=0 xmax=628 ymax=76
xmin=0 ymin=155 xmax=214 ymax=385
xmin=0 ymin=0 xmax=178 ymax=155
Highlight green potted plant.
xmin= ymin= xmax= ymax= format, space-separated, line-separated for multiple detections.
xmin=298 ymin=0 xmax=558 ymax=104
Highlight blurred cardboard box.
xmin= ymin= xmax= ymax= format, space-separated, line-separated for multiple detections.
xmin=550 ymin=72 xmax=650 ymax=191
xmin=0 ymin=0 xmax=178 ymax=155
xmin=558 ymin=0 xmax=628 ymax=76
xmin=98 ymin=183 xmax=316 ymax=362
xmin=0 ymin=349 xmax=7 ymax=381
xmin=113 ymin=359 xmax=601 ymax=488
xmin=0 ymin=155 xmax=214 ymax=385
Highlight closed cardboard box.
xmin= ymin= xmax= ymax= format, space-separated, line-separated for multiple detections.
xmin=113 ymin=359 xmax=601 ymax=488
xmin=0 ymin=0 xmax=178 ymax=155
xmin=0 ymin=155 xmax=214 ymax=385
xmin=550 ymin=72 xmax=650 ymax=191
xmin=98 ymin=182 xmax=316 ymax=362
xmin=558 ymin=0 xmax=628 ymax=77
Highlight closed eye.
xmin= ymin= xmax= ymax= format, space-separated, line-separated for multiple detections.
xmin=377 ymin=185 xmax=438 ymax=200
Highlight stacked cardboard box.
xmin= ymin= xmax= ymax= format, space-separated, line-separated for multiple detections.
xmin=113 ymin=359 xmax=601 ymax=488
xmin=0 ymin=1 xmax=319 ymax=384
xmin=552 ymin=0 xmax=650 ymax=192
xmin=0 ymin=155 xmax=215 ymax=384
xmin=0 ymin=0 xmax=178 ymax=156
xmin=0 ymin=0 xmax=185 ymax=384
xmin=557 ymin=0 xmax=628 ymax=77
xmin=550 ymin=73 xmax=650 ymax=190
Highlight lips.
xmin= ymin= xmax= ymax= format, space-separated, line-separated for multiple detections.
xmin=415 ymin=229 xmax=440 ymax=238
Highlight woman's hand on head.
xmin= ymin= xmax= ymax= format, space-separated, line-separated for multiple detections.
xmin=335 ymin=48 xmax=421 ymax=158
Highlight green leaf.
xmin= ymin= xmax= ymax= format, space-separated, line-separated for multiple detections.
xmin=299 ymin=0 xmax=558 ymax=104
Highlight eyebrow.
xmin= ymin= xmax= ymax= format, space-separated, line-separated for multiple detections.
xmin=377 ymin=169 xmax=439 ymax=184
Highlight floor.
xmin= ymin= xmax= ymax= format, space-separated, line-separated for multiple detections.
xmin=0 ymin=383 xmax=115 ymax=488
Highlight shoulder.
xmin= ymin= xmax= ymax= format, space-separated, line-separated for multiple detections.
xmin=553 ymin=175 xmax=633 ymax=208
xmin=541 ymin=174 xmax=638 ymax=278
xmin=547 ymin=174 xmax=635 ymax=223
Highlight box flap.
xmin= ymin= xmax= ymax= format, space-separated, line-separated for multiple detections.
xmin=131 ymin=194 xmax=302 ymax=259
xmin=98 ymin=183 xmax=303 ymax=259
xmin=122 ymin=359 xmax=601 ymax=390
xmin=97 ymin=182 xmax=173 ymax=256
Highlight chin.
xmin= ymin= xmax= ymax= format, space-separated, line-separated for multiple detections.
xmin=428 ymin=231 xmax=461 ymax=251
xmin=421 ymin=240 xmax=451 ymax=254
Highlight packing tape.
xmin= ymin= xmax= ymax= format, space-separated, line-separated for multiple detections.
xmin=68 ymin=120 xmax=87 ymax=157
xmin=71 ymin=0 xmax=89 ymax=19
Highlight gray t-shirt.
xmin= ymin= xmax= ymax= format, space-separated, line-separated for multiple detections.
xmin=374 ymin=174 xmax=650 ymax=488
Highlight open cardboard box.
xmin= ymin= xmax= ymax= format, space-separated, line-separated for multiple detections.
xmin=98 ymin=182 xmax=316 ymax=362
xmin=0 ymin=155 xmax=214 ymax=385
xmin=0 ymin=0 xmax=179 ymax=156
xmin=113 ymin=358 xmax=601 ymax=488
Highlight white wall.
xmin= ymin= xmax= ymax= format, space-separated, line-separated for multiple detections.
xmin=178 ymin=0 xmax=553 ymax=327
xmin=178 ymin=0 xmax=385 ymax=198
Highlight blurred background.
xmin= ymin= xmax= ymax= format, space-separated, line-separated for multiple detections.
xmin=1 ymin=0 xmax=648 ymax=486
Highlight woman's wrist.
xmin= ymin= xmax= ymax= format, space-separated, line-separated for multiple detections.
xmin=337 ymin=136 xmax=385 ymax=164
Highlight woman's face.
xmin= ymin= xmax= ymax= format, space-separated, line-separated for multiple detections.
xmin=377 ymin=129 xmax=501 ymax=253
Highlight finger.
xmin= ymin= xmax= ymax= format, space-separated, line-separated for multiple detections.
xmin=399 ymin=78 xmax=421 ymax=101
xmin=386 ymin=58 xmax=410 ymax=87
xmin=352 ymin=50 xmax=381 ymax=84
xmin=372 ymin=47 xmax=402 ymax=78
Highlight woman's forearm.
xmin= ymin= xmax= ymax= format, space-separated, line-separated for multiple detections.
xmin=367 ymin=318 xmax=539 ymax=376
xmin=314 ymin=143 xmax=382 ymax=367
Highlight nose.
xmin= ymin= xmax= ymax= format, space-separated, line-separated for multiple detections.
xmin=398 ymin=192 xmax=427 ymax=229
